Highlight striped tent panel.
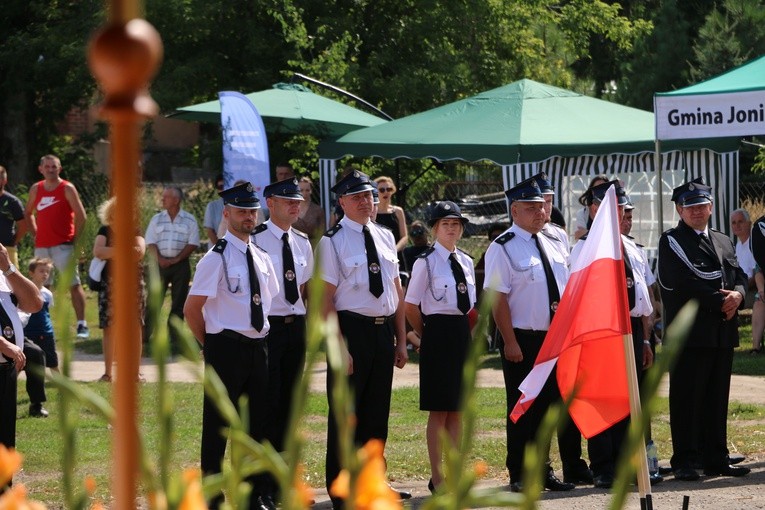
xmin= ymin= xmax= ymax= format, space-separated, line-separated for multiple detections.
xmin=502 ymin=150 xmax=738 ymax=239
xmin=319 ymin=158 xmax=337 ymax=226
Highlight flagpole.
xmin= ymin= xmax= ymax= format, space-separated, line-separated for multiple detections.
xmin=622 ymin=331 xmax=652 ymax=506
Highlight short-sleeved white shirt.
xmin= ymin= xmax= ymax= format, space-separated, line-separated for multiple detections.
xmin=316 ymin=216 xmax=399 ymax=316
xmin=483 ymin=224 xmax=569 ymax=331
xmin=188 ymin=230 xmax=279 ymax=338
xmin=251 ymin=220 xmax=314 ymax=316
xmin=405 ymin=241 xmax=476 ymax=315
xmin=145 ymin=209 xmax=200 ymax=258
xmin=0 ymin=275 xmax=25 ymax=348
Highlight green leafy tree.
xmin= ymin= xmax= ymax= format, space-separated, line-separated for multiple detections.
xmin=0 ymin=1 xmax=103 ymax=181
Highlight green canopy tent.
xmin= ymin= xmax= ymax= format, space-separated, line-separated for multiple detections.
xmin=654 ymin=55 xmax=765 ymax=233
xmin=318 ymin=79 xmax=739 ymax=246
xmin=169 ymin=82 xmax=387 ymax=138
xmin=655 ymin=54 xmax=765 ymax=141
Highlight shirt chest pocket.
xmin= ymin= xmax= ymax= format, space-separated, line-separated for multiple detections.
xmin=342 ymin=255 xmax=368 ymax=282
xmin=173 ymin=223 xmax=190 ymax=236
xmin=519 ymin=257 xmax=544 ymax=283
xmin=294 ymin=256 xmax=308 ymax=282
xmin=432 ymin=275 xmax=453 ymax=302
xmin=225 ymin=265 xmax=247 ymax=294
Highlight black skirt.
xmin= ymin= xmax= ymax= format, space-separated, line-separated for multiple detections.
xmin=419 ymin=313 xmax=471 ymax=411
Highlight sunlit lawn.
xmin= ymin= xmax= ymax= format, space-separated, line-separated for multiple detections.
xmin=12 ymin=291 xmax=765 ymax=507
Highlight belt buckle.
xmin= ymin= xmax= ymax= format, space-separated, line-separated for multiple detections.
xmin=374 ymin=317 xmax=385 ymax=325
xmin=284 ymin=316 xmax=295 ymax=324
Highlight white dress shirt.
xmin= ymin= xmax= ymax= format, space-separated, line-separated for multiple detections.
xmin=405 ymin=241 xmax=476 ymax=315
xmin=251 ymin=220 xmax=314 ymax=316
xmin=188 ymin=231 xmax=279 ymax=338
xmin=483 ymin=224 xmax=569 ymax=331
xmin=316 ymin=216 xmax=399 ymax=317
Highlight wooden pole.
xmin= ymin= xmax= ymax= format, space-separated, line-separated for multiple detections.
xmin=88 ymin=11 xmax=162 ymax=509
xmin=622 ymin=333 xmax=652 ymax=499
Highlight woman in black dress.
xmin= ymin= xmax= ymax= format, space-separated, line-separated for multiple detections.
xmin=404 ymin=201 xmax=476 ymax=492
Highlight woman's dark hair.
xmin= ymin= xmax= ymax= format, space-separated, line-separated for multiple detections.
xmin=578 ymin=174 xmax=609 ymax=207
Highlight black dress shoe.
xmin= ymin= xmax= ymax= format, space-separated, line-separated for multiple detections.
xmin=593 ymin=473 xmax=614 ymax=489
xmin=728 ymin=453 xmax=745 ymax=465
xmin=563 ymin=467 xmax=594 ymax=485
xmin=658 ymin=466 xmax=673 ymax=475
xmin=330 ymin=497 xmax=345 ymax=510
xmin=397 ymin=490 xmax=412 ymax=500
xmin=509 ymin=481 xmax=523 ymax=493
xmin=427 ymin=478 xmax=436 ymax=494
xmin=252 ymin=494 xmax=276 ymax=510
xmin=545 ymin=472 xmax=575 ymax=491
xmin=703 ymin=464 xmax=751 ymax=477
xmin=673 ymin=468 xmax=700 ymax=481
xmin=649 ymin=473 xmax=664 ymax=484
xmin=29 ymin=403 xmax=49 ymax=418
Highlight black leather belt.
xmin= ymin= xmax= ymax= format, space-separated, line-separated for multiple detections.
xmin=268 ymin=315 xmax=300 ymax=324
xmin=338 ymin=310 xmax=394 ymax=325
xmin=217 ymin=329 xmax=266 ymax=343
xmin=513 ymin=328 xmax=548 ymax=337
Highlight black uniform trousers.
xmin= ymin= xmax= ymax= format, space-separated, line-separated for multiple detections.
xmin=325 ymin=312 xmax=395 ymax=495
xmin=146 ymin=259 xmax=191 ymax=346
xmin=587 ymin=318 xmax=644 ymax=477
xmin=23 ymin=338 xmax=46 ymax=405
xmin=670 ymin=345 xmax=734 ymax=472
xmin=201 ymin=331 xmax=269 ymax=509
xmin=0 ymin=362 xmax=16 ymax=450
xmin=500 ymin=329 xmax=584 ymax=482
xmin=265 ymin=315 xmax=307 ymax=452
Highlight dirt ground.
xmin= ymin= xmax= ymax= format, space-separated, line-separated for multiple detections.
xmin=56 ymin=352 xmax=765 ymax=509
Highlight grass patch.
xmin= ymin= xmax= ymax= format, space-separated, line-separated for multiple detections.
xmin=14 ymin=380 xmax=765 ymax=507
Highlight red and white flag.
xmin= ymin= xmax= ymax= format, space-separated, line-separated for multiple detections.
xmin=509 ymin=185 xmax=632 ymax=438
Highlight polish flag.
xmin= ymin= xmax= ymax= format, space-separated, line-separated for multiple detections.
xmin=509 ymin=185 xmax=632 ymax=438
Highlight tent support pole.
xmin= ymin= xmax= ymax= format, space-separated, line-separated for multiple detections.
xmin=655 ymin=140 xmax=663 ymax=236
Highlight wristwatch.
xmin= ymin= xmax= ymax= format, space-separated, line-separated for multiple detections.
xmin=3 ymin=264 xmax=16 ymax=277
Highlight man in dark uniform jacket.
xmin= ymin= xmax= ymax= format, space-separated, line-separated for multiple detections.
xmin=658 ymin=177 xmax=749 ymax=481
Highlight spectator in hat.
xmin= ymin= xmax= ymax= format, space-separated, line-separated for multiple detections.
xmin=658 ymin=177 xmax=749 ymax=481
xmin=483 ymin=176 xmax=588 ymax=493
xmin=316 ymin=169 xmax=410 ymax=508
xmin=184 ymin=182 xmax=279 ymax=509
xmin=404 ymin=201 xmax=475 ymax=493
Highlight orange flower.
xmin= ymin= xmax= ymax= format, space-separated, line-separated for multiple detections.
xmin=0 ymin=446 xmax=22 ymax=487
xmin=473 ymin=460 xmax=488 ymax=478
xmin=330 ymin=440 xmax=400 ymax=510
xmin=178 ymin=469 xmax=206 ymax=510
xmin=0 ymin=484 xmax=46 ymax=510
xmin=84 ymin=476 xmax=96 ymax=495
xmin=293 ymin=464 xmax=315 ymax=509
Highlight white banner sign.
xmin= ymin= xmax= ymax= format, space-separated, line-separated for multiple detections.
xmin=655 ymin=90 xmax=765 ymax=140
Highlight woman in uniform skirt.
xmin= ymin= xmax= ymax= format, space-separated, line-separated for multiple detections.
xmin=404 ymin=201 xmax=475 ymax=492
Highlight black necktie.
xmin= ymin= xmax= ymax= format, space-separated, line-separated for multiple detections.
xmin=281 ymin=232 xmax=299 ymax=304
xmin=700 ymin=232 xmax=715 ymax=253
xmin=362 ymin=225 xmax=384 ymax=298
xmin=246 ymin=245 xmax=264 ymax=331
xmin=622 ymin=242 xmax=636 ymax=310
xmin=449 ymin=253 xmax=471 ymax=314
xmin=533 ymin=233 xmax=560 ymax=320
